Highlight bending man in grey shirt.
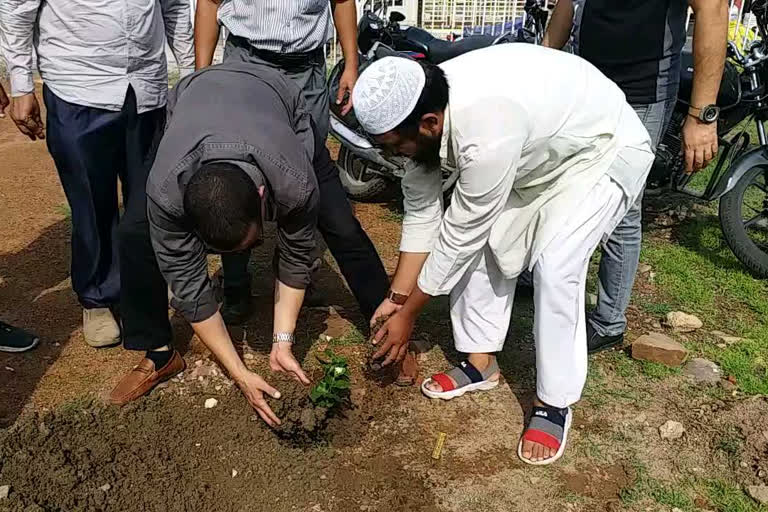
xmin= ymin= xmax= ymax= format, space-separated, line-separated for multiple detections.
xmin=145 ymin=61 xmax=387 ymax=424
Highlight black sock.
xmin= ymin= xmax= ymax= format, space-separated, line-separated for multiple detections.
xmin=146 ymin=349 xmax=173 ymax=369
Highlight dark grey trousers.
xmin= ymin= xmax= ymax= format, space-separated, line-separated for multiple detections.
xmin=219 ymin=35 xmax=390 ymax=320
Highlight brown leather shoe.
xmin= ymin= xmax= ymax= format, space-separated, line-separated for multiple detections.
xmin=109 ymin=351 xmax=186 ymax=405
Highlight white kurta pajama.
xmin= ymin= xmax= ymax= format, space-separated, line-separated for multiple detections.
xmin=400 ymin=44 xmax=654 ymax=408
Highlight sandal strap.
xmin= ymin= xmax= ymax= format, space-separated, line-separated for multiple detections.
xmin=433 ymin=359 xmax=499 ymax=392
xmin=522 ymin=406 xmax=568 ymax=450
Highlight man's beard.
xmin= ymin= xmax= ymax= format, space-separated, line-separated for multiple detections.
xmin=411 ymin=133 xmax=441 ymax=166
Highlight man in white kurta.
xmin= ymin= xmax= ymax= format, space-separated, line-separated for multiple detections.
xmin=354 ymin=44 xmax=653 ymax=465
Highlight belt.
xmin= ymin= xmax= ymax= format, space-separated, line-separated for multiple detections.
xmin=228 ymin=35 xmax=324 ymax=68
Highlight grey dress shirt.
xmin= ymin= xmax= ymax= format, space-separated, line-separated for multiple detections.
xmin=147 ymin=61 xmax=321 ymax=323
xmin=0 ymin=0 xmax=195 ymax=112
xmin=217 ymin=0 xmax=332 ymax=53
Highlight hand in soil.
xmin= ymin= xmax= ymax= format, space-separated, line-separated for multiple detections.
xmin=234 ymin=370 xmax=282 ymax=426
xmin=372 ymin=311 xmax=414 ymax=366
xmin=270 ymin=342 xmax=310 ymax=385
xmin=370 ymin=299 xmax=401 ymax=328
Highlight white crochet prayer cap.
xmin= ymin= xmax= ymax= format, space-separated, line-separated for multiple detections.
xmin=353 ymin=57 xmax=426 ymax=135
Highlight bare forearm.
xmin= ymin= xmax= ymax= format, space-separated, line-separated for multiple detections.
xmin=542 ymin=0 xmax=573 ymax=49
xmin=191 ymin=312 xmax=249 ymax=380
xmin=194 ymin=0 xmax=221 ymax=69
xmin=273 ymin=280 xmax=305 ymax=335
xmin=332 ymin=0 xmax=359 ymax=67
xmin=689 ymin=0 xmax=728 ymax=108
xmin=390 ymin=252 xmax=429 ymax=294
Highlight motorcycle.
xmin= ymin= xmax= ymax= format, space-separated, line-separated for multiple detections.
xmin=328 ymin=6 xmax=513 ymax=202
xmin=650 ymin=0 xmax=768 ymax=277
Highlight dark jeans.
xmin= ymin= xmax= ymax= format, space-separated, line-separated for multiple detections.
xmin=221 ymin=36 xmax=390 ymax=320
xmin=44 ymin=85 xmax=172 ymax=349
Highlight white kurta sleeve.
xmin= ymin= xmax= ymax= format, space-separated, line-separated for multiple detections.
xmin=399 ymin=160 xmax=444 ymax=253
xmin=418 ymin=100 xmax=528 ymax=296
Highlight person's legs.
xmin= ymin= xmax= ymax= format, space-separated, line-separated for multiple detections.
xmin=422 ymin=247 xmax=514 ymax=394
xmin=588 ymin=99 xmax=675 ymax=352
xmin=314 ymin=146 xmax=390 ymax=320
xmin=521 ymin=174 xmax=631 ymax=463
xmin=111 ymin=88 xmax=182 ymax=405
xmin=117 ymin=87 xmax=173 ymax=353
xmin=43 ymin=85 xmax=122 ymax=347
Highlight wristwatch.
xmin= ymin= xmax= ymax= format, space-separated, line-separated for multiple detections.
xmin=689 ymin=104 xmax=720 ymax=124
xmin=386 ymin=289 xmax=409 ymax=305
xmin=273 ymin=332 xmax=295 ymax=344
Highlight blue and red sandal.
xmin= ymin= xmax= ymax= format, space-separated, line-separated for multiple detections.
xmin=421 ymin=359 xmax=499 ymax=400
xmin=517 ymin=405 xmax=572 ymax=465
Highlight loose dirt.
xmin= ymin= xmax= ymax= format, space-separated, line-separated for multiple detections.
xmin=0 ymin=388 xmax=439 ymax=512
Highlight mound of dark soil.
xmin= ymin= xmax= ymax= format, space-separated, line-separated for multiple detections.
xmin=0 ymin=389 xmax=438 ymax=512
xmin=268 ymin=378 xmax=332 ymax=443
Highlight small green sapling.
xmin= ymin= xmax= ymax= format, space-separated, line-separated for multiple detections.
xmin=309 ymin=349 xmax=351 ymax=408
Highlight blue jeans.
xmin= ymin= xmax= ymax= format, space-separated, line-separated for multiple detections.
xmin=588 ymin=98 xmax=676 ymax=336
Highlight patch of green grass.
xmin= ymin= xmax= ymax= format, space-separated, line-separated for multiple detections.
xmin=714 ymin=428 xmax=744 ymax=462
xmin=637 ymin=298 xmax=673 ymax=317
xmin=704 ymin=480 xmax=768 ymax=512
xmin=55 ymin=202 xmax=71 ymax=219
xmin=620 ymin=462 xmax=695 ymax=510
xmin=641 ymin=208 xmax=768 ymax=394
xmin=381 ymin=209 xmax=404 ymax=223
xmin=641 ymin=360 xmax=681 ymax=380
xmin=608 ymin=351 xmax=640 ymax=379
xmin=328 ymin=327 xmax=366 ymax=346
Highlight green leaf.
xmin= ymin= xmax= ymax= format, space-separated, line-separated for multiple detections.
xmin=333 ymin=379 xmax=350 ymax=389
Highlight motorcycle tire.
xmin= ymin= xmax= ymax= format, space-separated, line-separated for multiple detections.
xmin=337 ymin=146 xmax=395 ymax=202
xmin=719 ymin=165 xmax=768 ymax=278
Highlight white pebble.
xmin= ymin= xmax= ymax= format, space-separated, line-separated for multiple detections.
xmin=99 ymin=484 xmax=111 ymax=492
xmin=232 ymin=469 xmax=238 ymax=478
xmin=204 ymin=398 xmax=218 ymax=409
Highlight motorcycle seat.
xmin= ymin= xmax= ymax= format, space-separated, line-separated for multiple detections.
xmin=426 ymin=34 xmax=498 ymax=64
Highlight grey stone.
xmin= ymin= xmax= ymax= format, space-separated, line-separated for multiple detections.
xmin=747 ymin=485 xmax=768 ymax=504
xmin=659 ymin=420 xmax=685 ymax=440
xmin=638 ymin=263 xmax=652 ymax=274
xmin=99 ymin=484 xmax=111 ymax=492
xmin=710 ymin=330 xmax=743 ymax=345
xmin=665 ymin=311 xmax=703 ymax=332
xmin=632 ymin=333 xmax=688 ymax=367
xmin=0 ymin=485 xmax=9 ymax=499
xmin=683 ymin=358 xmax=722 ymax=385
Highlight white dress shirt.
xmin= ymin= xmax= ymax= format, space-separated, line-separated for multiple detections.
xmin=400 ymin=44 xmax=653 ymax=297
xmin=0 ymin=0 xmax=195 ymax=112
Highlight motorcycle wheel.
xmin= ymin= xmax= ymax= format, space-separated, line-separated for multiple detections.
xmin=337 ymin=146 xmax=395 ymax=202
xmin=719 ymin=165 xmax=768 ymax=278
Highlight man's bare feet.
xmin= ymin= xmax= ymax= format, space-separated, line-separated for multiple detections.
xmin=424 ymin=353 xmax=500 ymax=392
xmin=519 ymin=397 xmax=563 ymax=463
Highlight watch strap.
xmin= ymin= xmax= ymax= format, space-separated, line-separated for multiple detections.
xmin=387 ymin=289 xmax=409 ymax=305
xmin=273 ymin=332 xmax=295 ymax=344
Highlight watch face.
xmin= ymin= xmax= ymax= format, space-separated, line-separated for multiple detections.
xmin=702 ymin=105 xmax=720 ymax=123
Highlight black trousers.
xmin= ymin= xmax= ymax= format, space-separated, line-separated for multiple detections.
xmin=44 ymin=86 xmax=172 ymax=350
xmin=221 ymin=37 xmax=390 ymax=321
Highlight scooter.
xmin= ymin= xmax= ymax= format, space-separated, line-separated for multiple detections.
xmin=328 ymin=7 xmax=513 ymax=201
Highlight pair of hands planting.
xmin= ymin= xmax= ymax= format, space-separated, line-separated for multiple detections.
xmin=236 ymin=298 xmax=416 ymax=428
